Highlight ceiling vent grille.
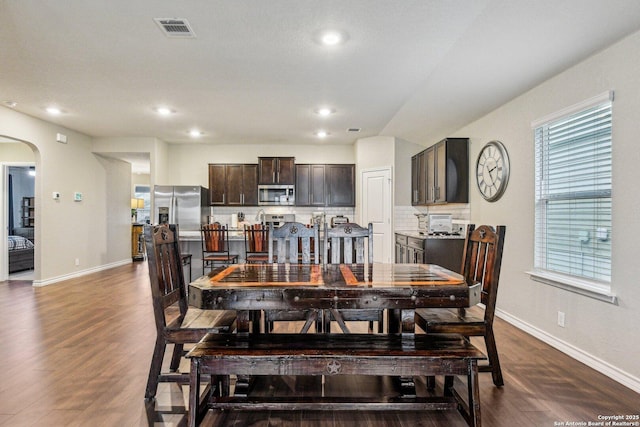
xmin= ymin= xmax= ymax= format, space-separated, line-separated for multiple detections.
xmin=154 ymin=18 xmax=196 ymax=38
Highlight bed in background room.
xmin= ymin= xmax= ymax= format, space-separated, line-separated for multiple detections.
xmin=9 ymin=227 xmax=34 ymax=273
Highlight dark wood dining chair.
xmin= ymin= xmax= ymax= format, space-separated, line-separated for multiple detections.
xmin=323 ymin=222 xmax=383 ymax=333
xmin=415 ymin=224 xmax=507 ymax=387
xmin=244 ymin=223 xmax=270 ymax=263
xmin=264 ymin=222 xmax=320 ymax=332
xmin=143 ymin=224 xmax=236 ymax=400
xmin=201 ymin=223 xmax=238 ymax=274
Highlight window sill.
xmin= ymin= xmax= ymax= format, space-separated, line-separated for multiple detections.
xmin=526 ymin=270 xmax=617 ymax=305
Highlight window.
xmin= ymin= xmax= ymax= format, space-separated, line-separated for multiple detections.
xmin=134 ymin=185 xmax=151 ymax=224
xmin=532 ymin=91 xmax=613 ymax=299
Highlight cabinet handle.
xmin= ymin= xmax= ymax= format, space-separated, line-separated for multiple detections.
xmin=223 ymin=194 xmax=225 ymax=204
xmin=273 ymin=171 xmax=276 ymax=183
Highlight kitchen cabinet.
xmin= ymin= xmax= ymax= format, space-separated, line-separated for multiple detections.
xmin=296 ymin=164 xmax=355 ymax=207
xmin=395 ymin=232 xmax=464 ymax=272
xmin=326 ymin=164 xmax=355 ymax=206
xmin=411 ymin=137 xmax=468 ymax=205
xmin=295 ymin=164 xmax=326 ymax=206
xmin=208 ymin=163 xmax=258 ymax=206
xmin=258 ymin=157 xmax=295 ymax=185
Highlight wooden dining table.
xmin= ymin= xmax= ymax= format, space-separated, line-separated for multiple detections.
xmin=188 ymin=262 xmax=480 ymax=334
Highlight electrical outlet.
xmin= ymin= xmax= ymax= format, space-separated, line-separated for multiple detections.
xmin=557 ymin=311 xmax=566 ymax=327
xmin=75 ymin=258 xmax=80 ymax=266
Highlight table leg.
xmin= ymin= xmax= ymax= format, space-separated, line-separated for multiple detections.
xmin=398 ymin=308 xmax=417 ymax=397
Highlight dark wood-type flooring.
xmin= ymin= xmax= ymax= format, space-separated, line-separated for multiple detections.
xmin=1 ymin=263 xmax=638 ymax=426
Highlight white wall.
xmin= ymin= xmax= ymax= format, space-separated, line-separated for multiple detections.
xmin=0 ymin=108 xmax=132 ymax=283
xmin=164 ymin=143 xmax=356 ymax=187
xmin=449 ymin=30 xmax=640 ymax=389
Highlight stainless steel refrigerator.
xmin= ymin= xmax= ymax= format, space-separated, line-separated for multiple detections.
xmin=153 ymin=185 xmax=209 ymax=233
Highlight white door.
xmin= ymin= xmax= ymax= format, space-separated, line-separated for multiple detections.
xmin=361 ymin=167 xmax=392 ymax=263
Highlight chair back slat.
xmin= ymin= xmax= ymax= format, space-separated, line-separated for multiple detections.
xmin=460 ymin=224 xmax=506 ymax=321
xmin=324 ymin=222 xmax=373 ymax=265
xmin=202 ymin=223 xmax=226 ymax=252
xmin=268 ymin=222 xmax=319 ymax=264
xmin=245 ymin=224 xmax=268 ymax=252
xmin=144 ymin=224 xmax=188 ymax=329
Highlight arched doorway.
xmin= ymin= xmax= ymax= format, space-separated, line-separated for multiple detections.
xmin=0 ymin=136 xmax=37 ymax=282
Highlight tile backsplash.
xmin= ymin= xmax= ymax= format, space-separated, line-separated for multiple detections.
xmin=394 ymin=204 xmax=470 ymax=232
xmin=210 ymin=206 xmax=355 ymax=227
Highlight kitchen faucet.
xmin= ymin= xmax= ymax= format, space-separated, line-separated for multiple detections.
xmin=255 ymin=208 xmax=265 ymax=224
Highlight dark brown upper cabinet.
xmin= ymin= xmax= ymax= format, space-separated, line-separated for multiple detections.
xmin=296 ymin=164 xmax=355 ymax=207
xmin=209 ymin=163 xmax=258 ymax=206
xmin=411 ymin=138 xmax=468 ymax=205
xmin=258 ymin=157 xmax=295 ymax=185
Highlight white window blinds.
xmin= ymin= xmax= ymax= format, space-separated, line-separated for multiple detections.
xmin=534 ymin=94 xmax=612 ymax=285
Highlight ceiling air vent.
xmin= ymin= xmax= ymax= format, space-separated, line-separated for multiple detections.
xmin=154 ymin=18 xmax=196 ymax=38
xmin=347 ymin=128 xmax=362 ymax=133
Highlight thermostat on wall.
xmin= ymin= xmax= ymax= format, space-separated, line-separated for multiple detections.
xmin=73 ymin=192 xmax=83 ymax=201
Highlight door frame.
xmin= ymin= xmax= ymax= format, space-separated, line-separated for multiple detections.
xmin=2 ymin=162 xmax=36 ymax=280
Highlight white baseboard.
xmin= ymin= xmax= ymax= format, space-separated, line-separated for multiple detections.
xmin=32 ymin=259 xmax=132 ymax=287
xmin=496 ymin=308 xmax=640 ymax=394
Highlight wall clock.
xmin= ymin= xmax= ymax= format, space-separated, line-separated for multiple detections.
xmin=476 ymin=140 xmax=510 ymax=202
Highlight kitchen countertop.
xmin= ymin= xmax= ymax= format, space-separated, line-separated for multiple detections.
xmin=395 ymin=230 xmax=465 ymax=239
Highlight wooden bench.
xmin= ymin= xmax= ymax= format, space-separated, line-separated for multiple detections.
xmin=187 ymin=333 xmax=485 ymax=427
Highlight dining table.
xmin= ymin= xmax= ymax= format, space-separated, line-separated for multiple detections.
xmin=188 ymin=262 xmax=480 ymax=334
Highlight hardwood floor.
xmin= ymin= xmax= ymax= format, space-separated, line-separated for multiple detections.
xmin=1 ymin=262 xmax=638 ymax=426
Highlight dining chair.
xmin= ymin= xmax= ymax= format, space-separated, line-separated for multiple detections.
xmin=143 ymin=224 xmax=236 ymax=400
xmin=322 ymin=222 xmax=383 ymax=333
xmin=244 ymin=223 xmax=270 ymax=263
xmin=415 ymin=224 xmax=507 ymax=387
xmin=201 ymin=223 xmax=238 ymax=274
xmin=264 ymin=221 xmax=320 ymax=332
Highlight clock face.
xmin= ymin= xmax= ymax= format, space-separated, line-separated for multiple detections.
xmin=476 ymin=140 xmax=510 ymax=202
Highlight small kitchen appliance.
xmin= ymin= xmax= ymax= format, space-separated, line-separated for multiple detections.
xmin=428 ymin=213 xmax=453 ymax=235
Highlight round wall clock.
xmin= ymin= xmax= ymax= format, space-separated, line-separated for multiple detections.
xmin=476 ymin=140 xmax=510 ymax=202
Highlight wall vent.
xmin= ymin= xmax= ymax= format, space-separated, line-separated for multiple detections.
xmin=154 ymin=18 xmax=196 ymax=38
xmin=347 ymin=128 xmax=362 ymax=132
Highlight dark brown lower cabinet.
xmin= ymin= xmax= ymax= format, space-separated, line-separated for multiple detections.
xmin=395 ymin=233 xmax=464 ymax=273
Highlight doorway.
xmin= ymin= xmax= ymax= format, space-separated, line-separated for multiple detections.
xmin=5 ymin=165 xmax=36 ymax=280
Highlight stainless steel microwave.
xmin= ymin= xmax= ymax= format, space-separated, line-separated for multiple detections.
xmin=258 ymin=185 xmax=295 ymax=206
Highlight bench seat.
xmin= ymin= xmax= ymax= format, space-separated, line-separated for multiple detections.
xmin=187 ymin=333 xmax=486 ymax=427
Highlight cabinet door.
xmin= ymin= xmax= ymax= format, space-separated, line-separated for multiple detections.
xmin=435 ymin=141 xmax=447 ymax=203
xmin=425 ymin=147 xmax=436 ymax=203
xmin=310 ymin=164 xmax=326 ymax=206
xmin=208 ymin=164 xmax=226 ymax=205
xmin=225 ymin=164 xmax=243 ymax=205
xmin=326 ymin=164 xmax=355 ymax=206
xmin=277 ymin=157 xmax=296 ymax=185
xmin=412 ymin=151 xmax=427 ymax=205
xmin=258 ymin=157 xmax=277 ymax=184
xmin=295 ymin=164 xmax=311 ymax=206
xmin=242 ymin=164 xmax=258 ymax=205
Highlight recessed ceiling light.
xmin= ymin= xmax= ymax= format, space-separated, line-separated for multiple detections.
xmin=315 ymin=107 xmax=335 ymax=117
xmin=315 ymin=130 xmax=329 ymax=138
xmin=314 ymin=29 xmax=349 ymax=46
xmin=189 ymin=129 xmax=202 ymax=137
xmin=155 ymin=107 xmax=173 ymax=116
xmin=46 ymin=107 xmax=61 ymax=115
xmin=3 ymin=100 xmax=17 ymax=108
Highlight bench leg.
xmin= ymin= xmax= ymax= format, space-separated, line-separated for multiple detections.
xmin=188 ymin=358 xmax=201 ymax=427
xmin=467 ymin=360 xmax=481 ymax=427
